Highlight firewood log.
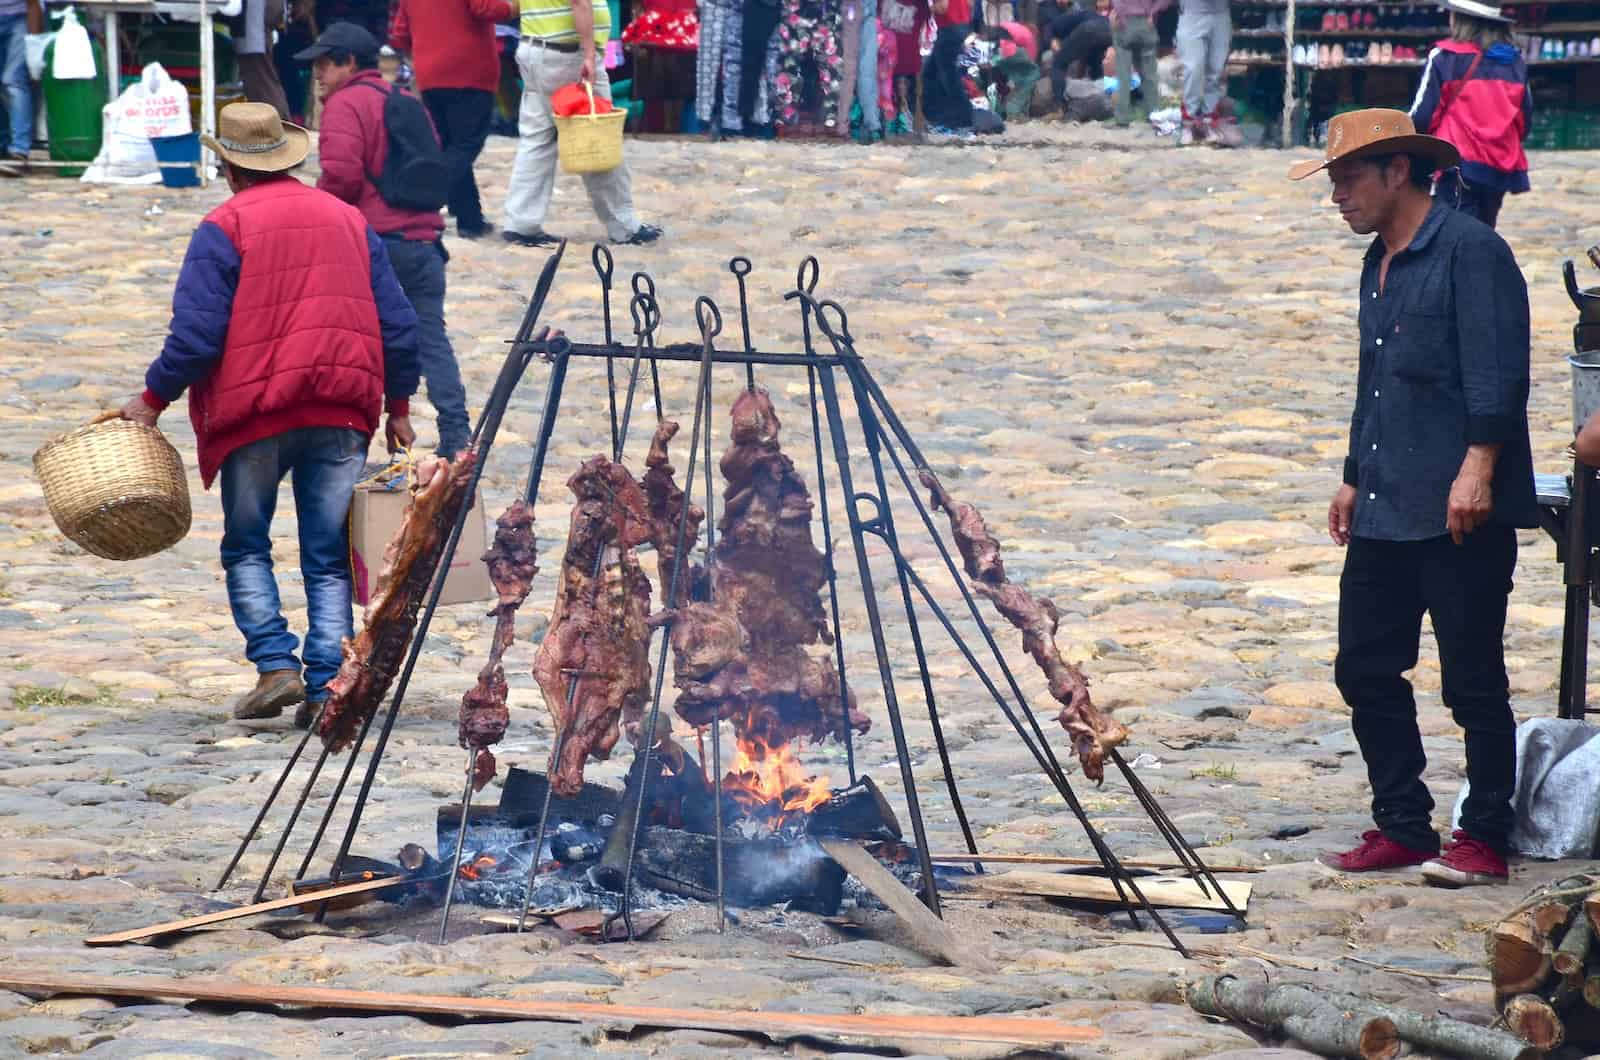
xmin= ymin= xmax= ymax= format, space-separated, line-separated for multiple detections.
xmin=1492 ymin=916 xmax=1555 ymax=996
xmin=1555 ymin=913 xmax=1594 ymax=982
xmin=1532 ymin=899 xmax=1576 ymax=940
xmin=1584 ymin=892 xmax=1600 ymax=939
xmin=1318 ymin=992 xmax=1539 ymax=1060
xmin=1502 ymin=994 xmax=1564 ymax=1051
xmin=1187 ymin=976 xmax=1400 ymax=1059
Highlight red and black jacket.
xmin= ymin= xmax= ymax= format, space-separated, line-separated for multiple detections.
xmin=1410 ymin=39 xmax=1531 ymax=193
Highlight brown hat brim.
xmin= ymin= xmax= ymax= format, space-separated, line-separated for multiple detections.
xmin=201 ymin=122 xmax=312 ymax=173
xmin=1287 ymin=133 xmax=1461 ymax=181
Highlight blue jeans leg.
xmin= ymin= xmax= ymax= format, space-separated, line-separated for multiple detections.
xmin=385 ymin=236 xmax=470 ymax=459
xmin=0 ymin=16 xmax=31 ymax=155
xmin=220 ymin=436 xmax=302 ymax=680
xmin=285 ymin=427 xmax=367 ymax=700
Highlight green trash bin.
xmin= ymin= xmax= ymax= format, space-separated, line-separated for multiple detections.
xmin=42 ymin=33 xmax=107 ymax=178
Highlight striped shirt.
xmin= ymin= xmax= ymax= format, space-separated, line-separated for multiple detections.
xmin=521 ymin=0 xmax=611 ymax=44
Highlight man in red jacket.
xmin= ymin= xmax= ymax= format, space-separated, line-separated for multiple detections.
xmin=300 ymin=22 xmax=472 ymax=462
xmin=117 ymin=102 xmax=420 ymax=725
xmin=392 ymin=0 xmax=515 ymax=240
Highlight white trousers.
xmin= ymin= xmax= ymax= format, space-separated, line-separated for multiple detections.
xmin=1176 ymin=9 xmax=1230 ymax=119
xmin=503 ymin=42 xmax=640 ymax=241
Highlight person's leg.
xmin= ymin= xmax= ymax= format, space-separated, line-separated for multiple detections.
xmin=1203 ymin=9 xmax=1229 ymax=115
xmin=575 ymin=62 xmax=645 ymax=241
xmin=1175 ymin=11 xmax=1206 ymax=130
xmin=425 ymin=88 xmax=495 ymax=236
xmin=0 ymin=16 xmax=33 ymax=156
xmin=236 ymin=52 xmax=292 ymax=120
xmin=1112 ymin=18 xmax=1134 ymax=123
xmin=1423 ymin=527 xmax=1518 ymax=852
xmin=1051 ymin=47 xmax=1070 ymax=109
xmin=286 ymin=427 xmax=368 ymax=703
xmin=1334 ymin=536 xmax=1439 ymax=854
xmin=391 ymin=238 xmax=470 ymax=457
xmin=858 ymin=15 xmax=880 ymax=132
xmin=1134 ymin=16 xmax=1159 ymax=119
xmin=219 ymin=435 xmax=301 ymax=679
xmin=503 ymin=43 xmax=562 ymax=238
xmin=837 ymin=2 xmax=861 ymax=131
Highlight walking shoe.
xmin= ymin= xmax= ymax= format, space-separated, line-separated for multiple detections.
xmin=1420 ymin=831 xmax=1509 ymax=887
xmin=502 ymin=228 xmax=561 ymax=248
xmin=0 ymin=152 xmax=25 ymax=178
xmin=1320 ymin=829 xmax=1436 ymax=872
xmin=457 ymin=222 xmax=496 ymax=240
xmin=294 ymin=697 xmax=325 ymax=731
xmin=231 ymin=670 xmax=306 ymax=720
xmin=615 ymin=223 xmax=662 ymax=246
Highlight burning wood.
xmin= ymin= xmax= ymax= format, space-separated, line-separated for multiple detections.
xmin=321 ymin=452 xmax=478 ymax=753
xmin=458 ymin=500 xmax=538 ymax=791
xmin=917 ymin=469 xmax=1127 ymax=782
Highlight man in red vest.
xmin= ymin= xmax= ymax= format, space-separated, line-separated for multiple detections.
xmin=118 ymin=102 xmax=420 ymax=726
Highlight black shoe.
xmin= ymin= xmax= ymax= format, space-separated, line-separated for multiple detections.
xmin=502 ymin=228 xmax=561 ymax=248
xmin=458 ymin=222 xmax=495 ymax=240
xmin=0 ymin=152 xmax=24 ymax=178
xmin=615 ymin=223 xmax=662 ymax=246
xmin=294 ymin=698 xmax=324 ymax=731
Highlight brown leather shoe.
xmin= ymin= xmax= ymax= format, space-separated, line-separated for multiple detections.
xmin=231 ymin=670 xmax=306 ymax=720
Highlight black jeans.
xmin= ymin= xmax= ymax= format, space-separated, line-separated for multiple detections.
xmin=1437 ymin=172 xmax=1507 ymax=231
xmin=1334 ymin=528 xmax=1518 ymax=854
xmin=421 ymin=87 xmax=496 ymax=234
xmin=381 ymin=236 xmax=470 ymax=459
xmin=739 ymin=0 xmax=782 ymax=126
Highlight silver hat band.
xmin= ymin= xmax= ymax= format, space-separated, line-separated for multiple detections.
xmin=214 ymin=133 xmax=289 ymax=154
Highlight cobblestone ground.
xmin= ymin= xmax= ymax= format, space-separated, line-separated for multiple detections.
xmin=1 ymin=126 xmax=1598 ymax=1058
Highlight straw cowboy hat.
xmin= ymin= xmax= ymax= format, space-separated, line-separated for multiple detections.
xmin=1287 ymin=108 xmax=1460 ymax=181
xmin=200 ymin=102 xmax=310 ymax=172
xmin=1442 ymin=0 xmax=1513 ymax=23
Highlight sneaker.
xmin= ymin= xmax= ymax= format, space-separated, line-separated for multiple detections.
xmin=457 ymin=222 xmax=495 ymax=240
xmin=615 ymin=223 xmax=662 ymax=246
xmin=1320 ymin=829 xmax=1436 ymax=872
xmin=231 ymin=670 xmax=306 ymax=720
xmin=0 ymin=152 xmax=24 ymax=178
xmin=502 ymin=228 xmax=561 ymax=248
xmin=1420 ymin=831 xmax=1509 ymax=887
xmin=294 ymin=698 xmax=324 ymax=731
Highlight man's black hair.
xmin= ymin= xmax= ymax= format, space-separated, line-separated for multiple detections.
xmin=1363 ymin=152 xmax=1436 ymax=190
xmin=325 ymin=46 xmax=379 ymax=71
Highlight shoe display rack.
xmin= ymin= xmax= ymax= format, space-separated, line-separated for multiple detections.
xmin=1228 ymin=0 xmax=1600 ymax=147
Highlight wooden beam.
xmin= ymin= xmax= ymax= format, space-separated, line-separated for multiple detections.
xmin=962 ymin=869 xmax=1252 ymax=912
xmin=0 ymin=971 xmax=1100 ymax=1048
xmin=928 ymin=853 xmax=1262 ymax=873
xmin=819 ymin=839 xmax=997 ymax=972
xmin=84 ymin=876 xmax=405 ymax=947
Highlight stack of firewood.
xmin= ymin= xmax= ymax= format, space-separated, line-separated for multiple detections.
xmin=1489 ymin=873 xmax=1600 ymax=1053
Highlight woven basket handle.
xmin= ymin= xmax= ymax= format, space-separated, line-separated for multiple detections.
xmin=89 ymin=410 xmax=124 ymax=426
xmin=585 ymin=79 xmax=598 ymax=117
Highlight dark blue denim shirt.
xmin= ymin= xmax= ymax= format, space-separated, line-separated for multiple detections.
xmin=1342 ymin=201 xmax=1537 ymax=541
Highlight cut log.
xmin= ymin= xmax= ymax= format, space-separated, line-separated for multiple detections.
xmin=497 ymin=766 xmax=622 ymax=825
xmin=819 ymin=838 xmax=997 ymax=972
xmin=1533 ymin=900 xmax=1576 ymax=940
xmin=1502 ymin=994 xmax=1563 ymax=1051
xmin=0 ymin=970 xmax=1102 ymax=1048
xmin=1584 ymin=969 xmax=1600 ymax=1010
xmin=805 ymin=777 xmax=902 ymax=841
xmin=1491 ymin=916 xmax=1555 ymax=995
xmin=1319 ymin=992 xmax=1538 ymax=1060
xmin=1187 ymin=976 xmax=1399 ymax=1060
xmin=1555 ymin=913 xmax=1594 ymax=980
xmin=964 ymin=868 xmax=1251 ymax=913
xmin=1584 ymin=892 xmax=1600 ymax=939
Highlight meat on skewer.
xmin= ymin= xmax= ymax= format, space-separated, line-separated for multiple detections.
xmin=457 ymin=499 xmax=537 ymax=791
xmin=320 ymin=451 xmax=478 ymax=754
xmin=917 ymin=468 xmax=1127 ymax=782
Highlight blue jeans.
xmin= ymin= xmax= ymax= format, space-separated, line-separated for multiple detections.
xmin=383 ymin=236 xmax=470 ymax=458
xmin=0 ymin=15 xmax=31 ymax=155
xmin=219 ymin=427 xmax=367 ymax=700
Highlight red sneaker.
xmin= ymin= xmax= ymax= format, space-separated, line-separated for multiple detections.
xmin=1420 ymin=831 xmax=1509 ymax=887
xmin=1320 ymin=830 xmax=1436 ymax=872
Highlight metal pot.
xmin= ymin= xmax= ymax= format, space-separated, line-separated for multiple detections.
xmin=1570 ymin=350 xmax=1600 ymax=433
xmin=1565 ymin=260 xmax=1600 ymax=326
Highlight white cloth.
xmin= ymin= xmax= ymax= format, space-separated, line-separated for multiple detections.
xmin=1452 ymin=718 xmax=1600 ymax=860
xmin=502 ymin=42 xmax=639 ymax=242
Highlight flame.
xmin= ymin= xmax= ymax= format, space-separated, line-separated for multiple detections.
xmin=458 ymin=854 xmax=498 ymax=881
xmin=722 ymin=732 xmax=832 ymax=829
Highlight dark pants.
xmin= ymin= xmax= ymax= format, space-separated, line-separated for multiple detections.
xmin=1438 ymin=173 xmax=1507 ymax=231
xmin=739 ymin=0 xmax=783 ymax=125
xmin=1334 ymin=528 xmax=1519 ymax=854
xmin=382 ymin=237 xmax=470 ymax=459
xmin=422 ymin=87 xmax=496 ymax=235
xmin=1050 ymin=26 xmax=1109 ymax=108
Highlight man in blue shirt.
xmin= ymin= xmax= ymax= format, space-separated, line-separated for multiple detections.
xmin=1290 ymin=109 xmax=1537 ymax=887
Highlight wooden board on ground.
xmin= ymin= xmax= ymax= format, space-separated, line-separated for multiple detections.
xmin=0 ymin=970 xmax=1101 ymax=1049
xmin=928 ymin=853 xmax=1261 ymax=873
xmin=962 ymin=869 xmax=1252 ymax=912
xmin=819 ymin=839 xmax=997 ymax=972
xmin=84 ymin=876 xmax=406 ymax=947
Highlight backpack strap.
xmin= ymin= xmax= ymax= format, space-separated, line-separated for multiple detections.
xmin=1434 ymin=48 xmax=1483 ymax=131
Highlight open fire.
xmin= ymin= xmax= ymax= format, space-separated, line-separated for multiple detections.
xmin=720 ymin=731 xmax=833 ymax=835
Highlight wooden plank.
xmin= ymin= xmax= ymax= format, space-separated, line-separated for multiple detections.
xmin=84 ymin=876 xmax=406 ymax=946
xmin=929 ymin=853 xmax=1262 ymax=873
xmin=963 ymin=869 xmax=1251 ymax=912
xmin=818 ymin=839 xmax=997 ymax=973
xmin=0 ymin=970 xmax=1100 ymax=1048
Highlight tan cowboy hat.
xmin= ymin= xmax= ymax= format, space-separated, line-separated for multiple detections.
xmin=201 ymin=102 xmax=310 ymax=173
xmin=1287 ymin=108 xmax=1460 ymax=181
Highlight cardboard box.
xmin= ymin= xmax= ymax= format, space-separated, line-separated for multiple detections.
xmin=349 ymin=482 xmax=492 ymax=608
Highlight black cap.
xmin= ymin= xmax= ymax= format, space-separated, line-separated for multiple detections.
xmin=294 ymin=22 xmax=380 ymax=63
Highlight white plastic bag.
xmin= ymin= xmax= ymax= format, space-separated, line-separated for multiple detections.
xmin=51 ymin=9 xmax=97 ymax=81
xmin=82 ymin=64 xmax=191 ymax=185
xmin=25 ymin=33 xmax=53 ymax=82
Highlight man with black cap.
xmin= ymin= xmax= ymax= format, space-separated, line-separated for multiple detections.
xmin=1289 ymin=109 xmax=1536 ymax=888
xmin=297 ymin=22 xmax=472 ymax=462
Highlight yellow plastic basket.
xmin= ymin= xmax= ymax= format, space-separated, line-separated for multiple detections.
xmin=32 ymin=412 xmax=192 ymax=561
xmin=554 ymin=81 xmax=627 ymax=175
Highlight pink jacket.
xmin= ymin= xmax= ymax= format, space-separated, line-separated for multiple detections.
xmin=316 ymin=69 xmax=446 ymax=243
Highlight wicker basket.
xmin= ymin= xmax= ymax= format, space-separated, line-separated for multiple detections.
xmin=554 ymin=81 xmax=627 ymax=175
xmin=32 ymin=413 xmax=192 ymax=561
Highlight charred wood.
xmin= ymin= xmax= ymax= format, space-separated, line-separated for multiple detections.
xmin=805 ymin=776 xmax=902 ymax=841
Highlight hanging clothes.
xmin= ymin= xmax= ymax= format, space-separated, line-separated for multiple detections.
xmin=772 ymin=0 xmax=844 ymax=127
xmin=837 ymin=0 xmax=882 ymax=134
xmin=696 ymin=0 xmax=746 ymax=129
xmin=739 ymin=0 xmax=784 ymax=124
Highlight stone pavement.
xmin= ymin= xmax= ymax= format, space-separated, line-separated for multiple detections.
xmin=0 ymin=124 xmax=1597 ymax=1058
